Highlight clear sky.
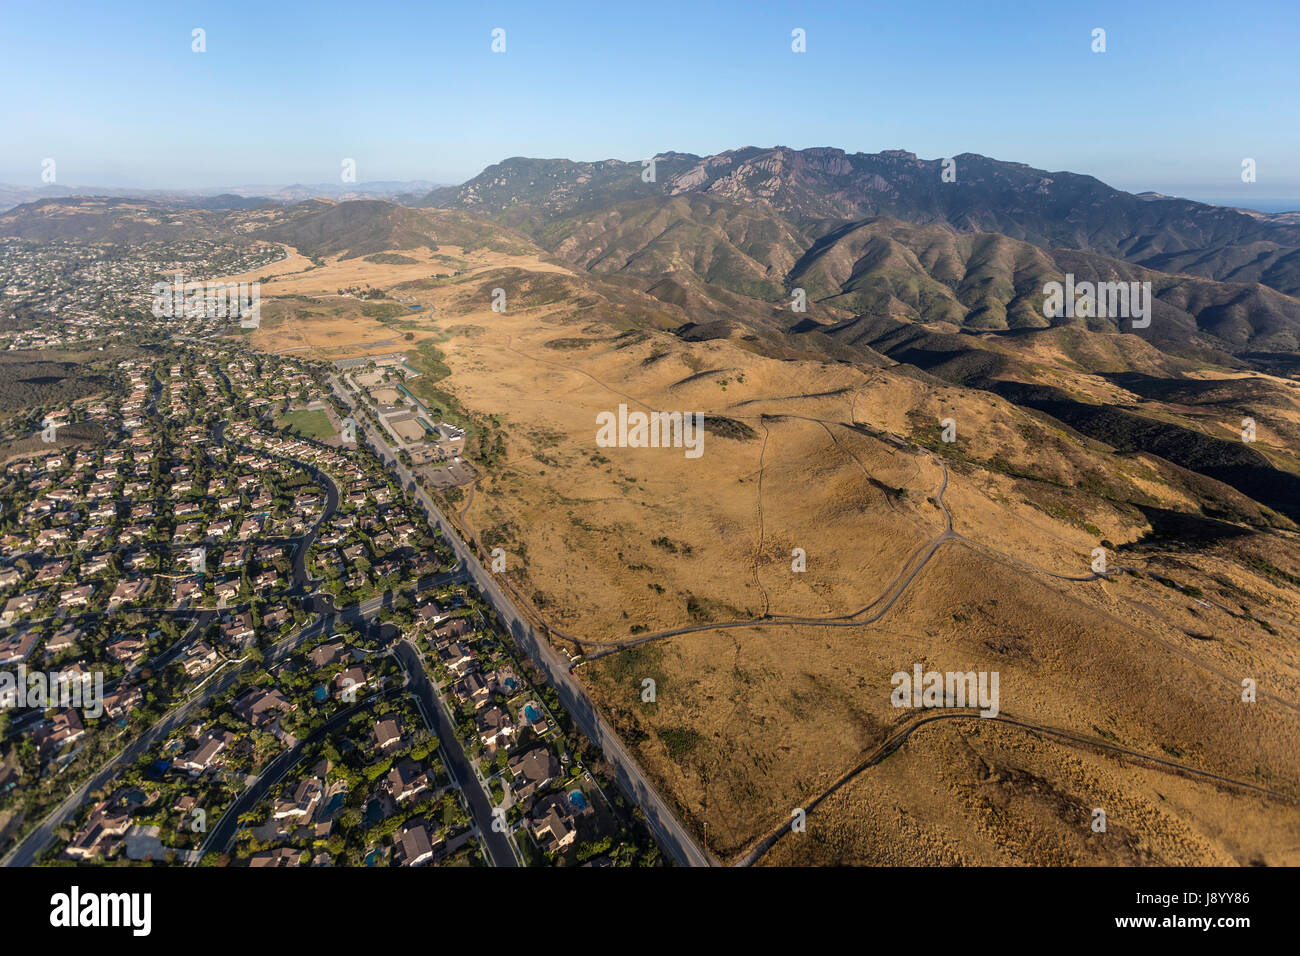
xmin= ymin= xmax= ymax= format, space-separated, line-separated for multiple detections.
xmin=2 ymin=0 xmax=1296 ymax=204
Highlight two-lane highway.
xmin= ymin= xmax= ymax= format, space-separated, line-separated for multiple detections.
xmin=329 ymin=375 xmax=715 ymax=866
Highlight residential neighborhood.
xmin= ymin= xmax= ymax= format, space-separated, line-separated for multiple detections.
xmin=0 ymin=312 xmax=664 ymax=868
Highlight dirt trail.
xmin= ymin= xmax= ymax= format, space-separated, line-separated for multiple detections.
xmin=734 ymin=709 xmax=1300 ymax=867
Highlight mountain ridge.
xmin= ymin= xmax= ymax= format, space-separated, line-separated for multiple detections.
xmin=422 ymin=146 xmax=1300 ymax=297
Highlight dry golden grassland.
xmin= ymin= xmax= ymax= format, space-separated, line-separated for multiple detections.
xmin=210 ymin=244 xmax=577 ymax=358
xmin=759 ymin=717 xmax=1300 ymax=866
xmin=581 ymin=541 xmax=1300 ymax=861
xmin=236 ymin=244 xmax=1300 ymax=865
xmin=431 ymin=300 xmax=1300 ymax=863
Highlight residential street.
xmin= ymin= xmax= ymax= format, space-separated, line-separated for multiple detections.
xmin=1 ymin=571 xmax=462 ymax=868
xmin=330 ymin=375 xmax=715 ymax=867
xmin=393 ymin=639 xmax=518 ymax=867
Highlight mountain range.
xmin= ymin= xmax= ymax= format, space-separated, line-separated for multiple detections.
xmin=421 ymin=147 xmax=1300 ymax=297
xmin=8 ymin=146 xmax=1300 ymax=376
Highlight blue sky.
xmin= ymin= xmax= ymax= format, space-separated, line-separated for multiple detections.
xmin=2 ymin=0 xmax=1296 ymax=204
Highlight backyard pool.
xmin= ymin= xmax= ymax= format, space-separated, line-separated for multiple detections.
xmin=321 ymin=792 xmax=345 ymax=817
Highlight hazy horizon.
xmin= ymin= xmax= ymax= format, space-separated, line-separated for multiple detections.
xmin=3 ymin=0 xmax=1296 ymax=203
xmin=4 ymin=156 xmax=1298 ymax=215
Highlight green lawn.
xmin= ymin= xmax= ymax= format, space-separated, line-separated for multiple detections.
xmin=275 ymin=408 xmax=336 ymax=440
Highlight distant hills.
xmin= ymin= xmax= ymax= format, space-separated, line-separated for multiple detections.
xmin=6 ymin=145 xmax=1300 ymax=363
xmin=0 ymin=180 xmax=444 ymax=214
xmin=251 ymin=199 xmax=536 ymax=259
xmin=0 ymin=195 xmax=533 ymax=261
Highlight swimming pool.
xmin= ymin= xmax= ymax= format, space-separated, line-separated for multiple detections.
xmin=523 ymin=703 xmax=541 ymax=723
xmin=568 ymin=791 xmax=588 ymax=811
xmin=321 ymin=792 xmax=344 ymax=817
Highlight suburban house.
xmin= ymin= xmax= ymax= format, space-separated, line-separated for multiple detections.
xmin=249 ymin=847 xmax=305 ymax=867
xmin=220 ymin=612 xmax=255 ymax=646
xmin=33 ymin=708 xmax=86 ymax=761
xmin=108 ymin=577 xmax=150 ymax=608
xmin=104 ymin=634 xmax=150 ymax=666
xmin=43 ymin=624 xmax=84 ymax=657
xmin=178 ymin=731 xmax=235 ymax=776
xmin=0 ymin=629 xmax=38 ymax=665
xmin=334 ymin=666 xmax=368 ymax=699
xmin=101 ymin=684 xmax=144 ymax=720
xmin=530 ymin=792 xmax=586 ymax=854
xmin=433 ymin=618 xmax=471 ymax=643
xmin=64 ymin=799 xmax=134 ymax=861
xmin=233 ymin=687 xmax=295 ymax=728
xmin=385 ymin=758 xmax=430 ymax=803
xmin=441 ymin=642 xmax=477 ymax=677
xmin=272 ymin=776 xmax=323 ymax=822
xmin=507 ymin=746 xmax=561 ymax=802
xmin=396 ymin=821 xmax=434 ymax=867
xmin=180 ymin=642 xmax=220 ymax=678
xmin=307 ymin=640 xmax=347 ymax=668
xmin=173 ymin=577 xmax=201 ymax=607
xmin=476 ymin=706 xmax=515 ymax=750
xmin=415 ymin=601 xmax=453 ymax=627
xmin=452 ymin=670 xmax=494 ymax=710
xmin=372 ymin=718 xmax=406 ymax=753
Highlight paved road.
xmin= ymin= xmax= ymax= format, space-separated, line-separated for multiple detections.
xmin=216 ymin=419 xmax=341 ymax=597
xmin=393 ymin=640 xmax=517 ymax=867
xmin=330 ymin=375 xmax=715 ymax=867
xmin=197 ymin=688 xmax=403 ymax=860
xmin=1 ymin=570 xmax=459 ymax=868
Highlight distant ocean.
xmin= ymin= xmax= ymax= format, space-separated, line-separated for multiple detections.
xmin=1187 ymin=197 xmax=1300 ymax=214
